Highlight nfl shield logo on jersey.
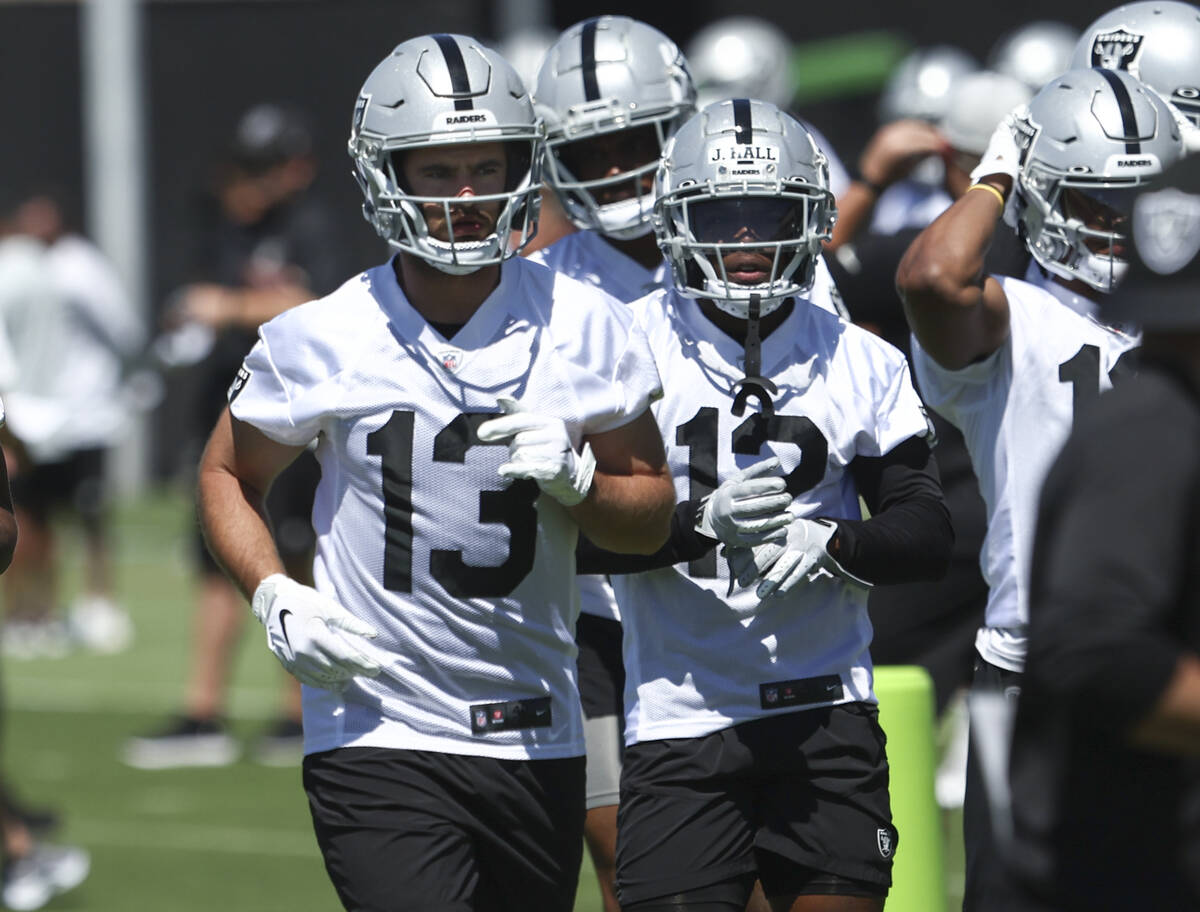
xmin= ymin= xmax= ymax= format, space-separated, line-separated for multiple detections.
xmin=439 ymin=349 xmax=464 ymax=372
xmin=1090 ymin=28 xmax=1144 ymax=71
xmin=474 ymin=708 xmax=488 ymax=730
xmin=764 ymin=687 xmax=779 ymax=705
xmin=876 ymin=828 xmax=893 ymax=858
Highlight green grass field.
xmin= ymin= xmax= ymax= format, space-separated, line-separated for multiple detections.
xmin=1 ymin=488 xmax=963 ymax=911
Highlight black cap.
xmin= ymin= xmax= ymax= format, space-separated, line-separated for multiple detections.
xmin=228 ymin=104 xmax=313 ymax=173
xmin=1102 ymin=154 xmax=1200 ymax=330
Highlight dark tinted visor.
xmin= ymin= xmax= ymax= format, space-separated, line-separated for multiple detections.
xmin=1061 ymin=185 xmax=1137 ymax=231
xmin=689 ymin=197 xmax=804 ymax=243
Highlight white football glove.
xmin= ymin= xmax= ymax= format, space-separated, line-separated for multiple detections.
xmin=969 ymin=105 xmax=1027 ymax=229
xmin=726 ymin=516 xmax=872 ymax=601
xmin=251 ymin=574 xmax=381 ymax=691
xmin=695 ymin=457 xmax=793 ymax=547
xmin=476 ymin=396 xmax=596 ymax=507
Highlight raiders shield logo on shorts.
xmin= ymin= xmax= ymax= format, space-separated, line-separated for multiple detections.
xmin=877 ymin=828 xmax=893 ymax=859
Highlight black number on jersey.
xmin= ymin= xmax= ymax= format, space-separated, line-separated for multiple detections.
xmin=676 ymin=407 xmax=829 ymax=578
xmin=368 ymin=411 xmax=539 ymax=599
xmin=1058 ymin=344 xmax=1137 ymax=414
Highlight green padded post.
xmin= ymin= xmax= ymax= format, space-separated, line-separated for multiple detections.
xmin=873 ymin=665 xmax=945 ymax=912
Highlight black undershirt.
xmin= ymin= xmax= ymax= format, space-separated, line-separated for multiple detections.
xmin=576 ymin=434 xmax=953 ymax=585
xmin=430 ymin=321 xmax=465 ymax=340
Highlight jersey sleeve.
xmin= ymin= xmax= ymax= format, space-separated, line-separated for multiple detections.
xmin=548 ymin=277 xmax=663 ymax=436
xmin=227 ymin=310 xmax=340 ymax=447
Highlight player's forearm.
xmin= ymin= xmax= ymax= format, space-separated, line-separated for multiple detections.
xmin=1129 ymin=654 xmax=1200 ymax=756
xmin=196 ymin=450 xmax=286 ymax=600
xmin=569 ymin=469 xmax=675 ymax=555
xmin=827 ymin=183 xmax=879 ymax=251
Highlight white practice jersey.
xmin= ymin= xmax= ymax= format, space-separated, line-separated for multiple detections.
xmin=912 ymin=273 xmax=1139 ymax=672
xmin=615 ymin=287 xmax=931 ymax=744
xmin=231 ymin=256 xmax=662 ymax=760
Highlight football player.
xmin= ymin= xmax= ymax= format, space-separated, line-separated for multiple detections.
xmin=896 ymin=67 xmax=1186 ymax=911
xmin=587 ymin=98 xmax=952 ymax=912
xmin=528 ymin=17 xmax=694 ymax=911
xmin=195 ymin=34 xmax=675 ymax=912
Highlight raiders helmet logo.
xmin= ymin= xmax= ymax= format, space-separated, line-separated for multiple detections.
xmin=352 ymin=93 xmax=372 ymax=138
xmin=1133 ymin=187 xmax=1200 ymax=275
xmin=877 ymin=828 xmax=894 ymax=858
xmin=1089 ymin=28 xmax=1145 ymax=73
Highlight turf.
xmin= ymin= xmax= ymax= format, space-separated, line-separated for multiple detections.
xmin=1 ymin=487 xmax=961 ymax=911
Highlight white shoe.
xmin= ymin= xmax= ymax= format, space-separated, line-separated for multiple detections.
xmin=1 ymin=620 xmax=73 ymax=660
xmin=123 ymin=716 xmax=240 ymax=770
xmin=69 ymin=596 xmax=134 ymax=654
xmin=2 ymin=843 xmax=90 ymax=911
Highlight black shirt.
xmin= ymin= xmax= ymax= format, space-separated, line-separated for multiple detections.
xmin=1006 ymin=362 xmax=1200 ymax=911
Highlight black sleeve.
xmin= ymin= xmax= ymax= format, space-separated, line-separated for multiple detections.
xmin=831 ymin=435 xmax=954 ymax=584
xmin=1026 ymin=371 xmax=1194 ymax=734
xmin=576 ymin=500 xmax=716 ymax=575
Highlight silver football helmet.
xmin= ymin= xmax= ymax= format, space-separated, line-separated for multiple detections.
xmin=1013 ymin=68 xmax=1184 ymax=292
xmin=348 ymin=34 xmax=541 ymax=274
xmin=878 ymin=45 xmax=979 ymax=123
xmin=1072 ymin=1 xmax=1200 ymax=127
xmin=686 ymin=17 xmax=795 ymax=111
xmin=988 ymin=21 xmax=1080 ymax=91
xmin=534 ymin=17 xmax=695 ymax=239
xmin=654 ymin=99 xmax=835 ymax=317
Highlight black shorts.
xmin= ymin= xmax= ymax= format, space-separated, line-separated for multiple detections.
xmin=194 ymin=449 xmax=320 ymax=574
xmin=616 ymin=703 xmax=896 ymax=905
xmin=10 ymin=447 xmax=107 ymax=529
xmin=576 ymin=612 xmax=624 ymax=721
xmin=303 ymin=746 xmax=586 ymax=912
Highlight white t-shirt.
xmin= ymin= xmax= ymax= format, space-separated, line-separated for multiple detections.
xmin=614 ymin=287 xmax=931 ymax=744
xmin=231 ymin=255 xmax=663 ymax=760
xmin=912 ymin=273 xmax=1139 ymax=672
xmin=0 ymin=235 xmax=143 ymax=461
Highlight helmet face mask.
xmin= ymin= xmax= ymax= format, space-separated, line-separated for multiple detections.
xmin=654 ymin=99 xmax=836 ymax=317
xmin=535 ymin=17 xmax=696 ymax=238
xmin=1013 ymin=68 xmax=1184 ymax=293
xmin=348 ymin=34 xmax=543 ymax=275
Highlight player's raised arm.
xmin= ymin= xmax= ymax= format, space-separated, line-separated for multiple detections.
xmin=895 ymin=117 xmax=1019 ymax=371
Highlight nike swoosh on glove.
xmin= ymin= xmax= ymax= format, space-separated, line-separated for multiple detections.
xmin=251 ymin=574 xmax=380 ymax=691
xmin=695 ymin=457 xmax=793 ymax=547
xmin=476 ymin=396 xmax=596 ymax=506
xmin=726 ymin=516 xmax=872 ymax=602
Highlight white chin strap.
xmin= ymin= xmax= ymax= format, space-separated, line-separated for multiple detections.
xmin=704 ymin=279 xmax=789 ymax=318
xmin=421 ymin=236 xmax=499 ymax=275
xmin=594 ymin=197 xmax=654 ymax=239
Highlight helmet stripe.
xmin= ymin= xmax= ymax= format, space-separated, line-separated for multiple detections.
xmin=432 ymin=34 xmax=474 ymax=111
xmin=1095 ymin=67 xmax=1141 ymax=154
xmin=733 ymin=98 xmax=753 ymax=144
xmin=581 ymin=19 xmax=601 ymax=102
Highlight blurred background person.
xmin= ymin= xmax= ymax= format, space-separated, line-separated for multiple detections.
xmin=0 ymin=188 xmax=144 ymax=660
xmin=1006 ymin=154 xmax=1200 ymax=912
xmin=0 ymin=392 xmax=90 ymax=911
xmin=987 ymin=20 xmax=1079 ymax=92
xmin=123 ymin=103 xmax=345 ymax=770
